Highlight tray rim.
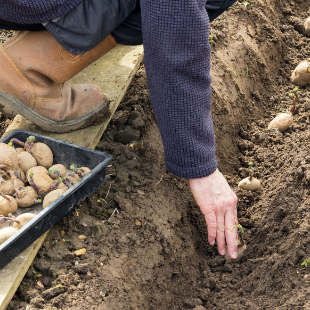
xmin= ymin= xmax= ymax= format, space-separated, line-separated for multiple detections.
xmin=0 ymin=129 xmax=112 ymax=260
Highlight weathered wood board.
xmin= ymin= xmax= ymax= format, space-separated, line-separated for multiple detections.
xmin=0 ymin=44 xmax=144 ymax=310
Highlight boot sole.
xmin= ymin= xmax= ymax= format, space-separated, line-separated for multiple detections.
xmin=0 ymin=90 xmax=110 ymax=133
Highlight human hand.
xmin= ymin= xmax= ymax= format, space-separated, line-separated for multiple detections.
xmin=189 ymin=169 xmax=238 ymax=259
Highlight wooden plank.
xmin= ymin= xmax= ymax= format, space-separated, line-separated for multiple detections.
xmin=0 ymin=44 xmax=144 ymax=310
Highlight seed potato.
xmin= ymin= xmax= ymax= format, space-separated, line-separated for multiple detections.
xmin=13 ymin=213 xmax=36 ymax=229
xmin=268 ymin=112 xmax=293 ymax=132
xmin=0 ymin=227 xmax=18 ymax=244
xmin=0 ymin=195 xmax=18 ymax=216
xmin=291 ymin=60 xmax=310 ymax=86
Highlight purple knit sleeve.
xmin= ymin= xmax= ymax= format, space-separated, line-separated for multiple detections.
xmin=140 ymin=0 xmax=217 ymax=179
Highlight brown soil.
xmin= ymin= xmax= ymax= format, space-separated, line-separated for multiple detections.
xmin=2 ymin=0 xmax=310 ymax=309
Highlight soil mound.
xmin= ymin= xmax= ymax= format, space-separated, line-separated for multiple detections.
xmin=4 ymin=0 xmax=310 ymax=309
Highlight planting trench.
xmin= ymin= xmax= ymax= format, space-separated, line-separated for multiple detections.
xmin=1 ymin=0 xmax=310 ymax=309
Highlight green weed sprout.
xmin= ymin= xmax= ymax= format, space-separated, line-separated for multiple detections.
xmin=301 ymin=258 xmax=310 ymax=268
xmin=238 ymin=224 xmax=245 ymax=235
xmin=248 ymin=161 xmax=254 ymax=180
xmin=289 ymin=86 xmax=299 ymax=115
xmin=243 ymin=0 xmax=250 ymax=8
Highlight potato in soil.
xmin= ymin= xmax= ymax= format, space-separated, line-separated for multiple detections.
xmin=238 ymin=177 xmax=262 ymax=191
xmin=268 ymin=112 xmax=293 ymax=132
xmin=291 ymin=60 xmax=310 ymax=86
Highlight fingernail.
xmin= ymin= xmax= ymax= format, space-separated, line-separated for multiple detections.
xmin=220 ymin=249 xmax=225 ymax=256
xmin=210 ymin=241 xmax=215 ymax=246
xmin=231 ymin=252 xmax=238 ymax=259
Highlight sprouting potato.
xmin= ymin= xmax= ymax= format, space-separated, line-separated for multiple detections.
xmin=305 ymin=17 xmax=310 ymax=35
xmin=15 ymin=186 xmax=39 ymax=208
xmin=64 ymin=171 xmax=80 ymax=187
xmin=13 ymin=213 xmax=36 ymax=229
xmin=48 ymin=164 xmax=67 ymax=179
xmin=27 ymin=166 xmax=48 ymax=181
xmin=0 ymin=143 xmax=19 ymax=169
xmin=29 ymin=142 xmax=53 ymax=168
xmin=77 ymin=167 xmax=91 ymax=178
xmin=238 ymin=177 xmax=262 ymax=191
xmin=18 ymin=151 xmax=37 ymax=173
xmin=291 ymin=60 xmax=310 ymax=86
xmin=30 ymin=173 xmax=54 ymax=194
xmin=268 ymin=112 xmax=293 ymax=132
xmin=0 ymin=227 xmax=18 ymax=244
xmin=0 ymin=195 xmax=18 ymax=216
xmin=0 ymin=177 xmax=24 ymax=195
xmin=43 ymin=189 xmax=66 ymax=208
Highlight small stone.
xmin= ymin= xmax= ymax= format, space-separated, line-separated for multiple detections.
xmin=78 ymin=234 xmax=87 ymax=240
xmin=74 ymin=248 xmax=87 ymax=256
xmin=135 ymin=220 xmax=142 ymax=226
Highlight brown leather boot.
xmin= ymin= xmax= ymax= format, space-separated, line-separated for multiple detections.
xmin=0 ymin=31 xmax=117 ymax=133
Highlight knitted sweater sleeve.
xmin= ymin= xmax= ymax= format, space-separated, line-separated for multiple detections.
xmin=140 ymin=0 xmax=217 ymax=179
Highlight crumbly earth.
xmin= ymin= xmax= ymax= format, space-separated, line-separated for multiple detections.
xmin=2 ymin=0 xmax=310 ymax=309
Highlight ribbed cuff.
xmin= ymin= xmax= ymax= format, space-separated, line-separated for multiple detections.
xmin=166 ymin=157 xmax=218 ymax=179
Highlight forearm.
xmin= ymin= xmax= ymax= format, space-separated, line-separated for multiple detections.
xmin=140 ymin=0 xmax=217 ymax=178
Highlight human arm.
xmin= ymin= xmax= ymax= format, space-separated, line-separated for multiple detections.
xmin=140 ymin=0 xmax=238 ymax=258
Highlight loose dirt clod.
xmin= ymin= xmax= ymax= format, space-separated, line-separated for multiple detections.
xmin=268 ymin=112 xmax=293 ymax=132
xmin=291 ymin=60 xmax=310 ymax=86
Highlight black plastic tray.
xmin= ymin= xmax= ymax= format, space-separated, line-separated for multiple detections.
xmin=0 ymin=130 xmax=111 ymax=269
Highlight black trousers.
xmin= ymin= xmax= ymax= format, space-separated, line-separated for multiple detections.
xmin=0 ymin=0 xmax=237 ymax=54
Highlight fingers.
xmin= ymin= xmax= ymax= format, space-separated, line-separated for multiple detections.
xmin=216 ymin=212 xmax=226 ymax=256
xmin=204 ymin=210 xmax=216 ymax=246
xmin=225 ymin=207 xmax=238 ymax=259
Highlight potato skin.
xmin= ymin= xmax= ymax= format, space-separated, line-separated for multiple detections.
xmin=18 ymin=151 xmax=37 ymax=172
xmin=0 ymin=143 xmax=19 ymax=169
xmin=27 ymin=166 xmax=48 ymax=183
xmin=49 ymin=164 xmax=67 ymax=179
xmin=31 ymin=173 xmax=54 ymax=194
xmin=0 ymin=227 xmax=18 ymax=244
xmin=291 ymin=60 xmax=310 ymax=86
xmin=268 ymin=112 xmax=293 ymax=132
xmin=43 ymin=189 xmax=65 ymax=208
xmin=15 ymin=186 xmax=38 ymax=208
xmin=13 ymin=213 xmax=36 ymax=229
xmin=0 ymin=195 xmax=18 ymax=216
xmin=30 ymin=143 xmax=53 ymax=168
